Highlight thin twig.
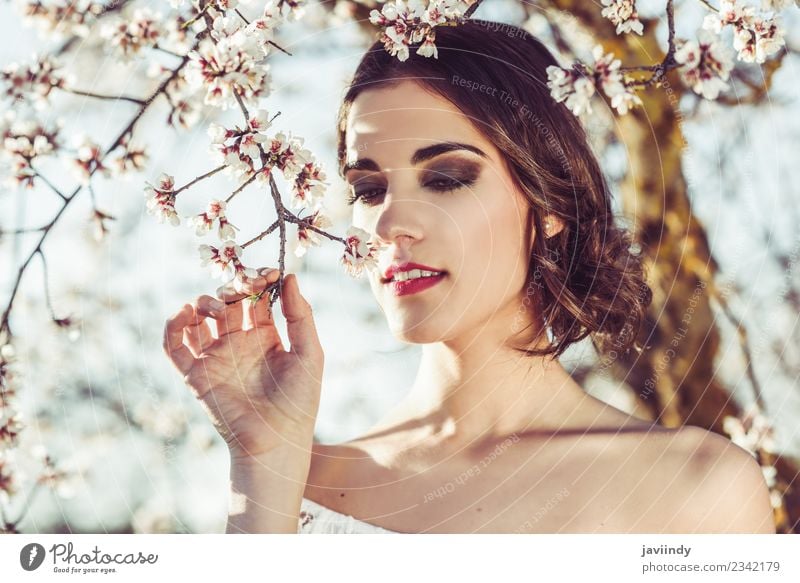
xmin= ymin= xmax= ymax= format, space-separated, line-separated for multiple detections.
xmin=36 ymin=250 xmax=62 ymax=325
xmin=8 ymin=481 xmax=43 ymax=527
xmin=32 ymin=171 xmax=68 ymax=202
xmin=60 ymin=87 xmax=146 ymax=105
xmin=173 ymin=164 xmax=226 ymax=196
xmin=224 ymin=173 xmax=257 ymax=204
xmin=0 ymin=36 xmax=204 ymax=339
xmin=696 ymin=0 xmax=719 ymax=12
xmin=241 ymin=220 xmax=280 ymax=248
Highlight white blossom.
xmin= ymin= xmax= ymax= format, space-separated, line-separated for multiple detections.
xmin=546 ymin=46 xmax=641 ymax=116
xmin=295 ymin=209 xmax=332 ymax=257
xmin=341 ymin=225 xmax=384 ymax=278
xmin=69 ymin=135 xmax=110 ymax=185
xmin=601 ymin=0 xmax=644 ymax=35
xmin=101 ymin=8 xmax=162 ymax=60
xmin=701 ymin=0 xmax=785 ymax=64
xmin=674 ymin=31 xmax=734 ymax=100
xmin=198 ymin=240 xmax=258 ymax=291
xmin=0 ymin=54 xmax=65 ymax=108
xmin=144 ymin=173 xmax=180 ymax=226
xmin=187 ymin=199 xmax=239 ymax=240
xmin=369 ymin=0 xmax=479 ymax=62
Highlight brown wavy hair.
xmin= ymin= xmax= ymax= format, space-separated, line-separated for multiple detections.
xmin=335 ymin=19 xmax=653 ymax=361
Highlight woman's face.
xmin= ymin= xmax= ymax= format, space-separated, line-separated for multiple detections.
xmin=343 ymin=79 xmax=538 ymax=345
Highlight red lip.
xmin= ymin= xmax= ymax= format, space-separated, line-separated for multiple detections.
xmin=381 ymin=262 xmax=445 ymax=283
xmin=386 ymin=272 xmax=447 ymax=297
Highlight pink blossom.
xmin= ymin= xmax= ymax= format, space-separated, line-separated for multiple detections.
xmin=188 ymin=199 xmax=239 ymax=240
xmin=295 ymin=209 xmax=332 ymax=258
xmin=0 ymin=407 xmax=23 ymax=447
xmin=101 ymin=8 xmax=163 ymax=60
xmin=69 ymin=135 xmax=110 ymax=185
xmin=0 ymin=450 xmax=16 ymax=504
xmin=0 ymin=54 xmax=65 ymax=108
xmin=722 ymin=402 xmax=778 ymax=455
xmin=368 ymin=0 xmax=478 ymax=62
xmin=674 ymin=31 xmax=734 ymax=100
xmin=248 ymin=109 xmax=272 ymax=133
xmin=292 ymin=160 xmax=328 ymax=211
xmin=198 ymin=240 xmax=258 ymax=290
xmin=186 ymin=35 xmax=272 ymax=111
xmin=0 ymin=113 xmax=60 ymax=189
xmin=144 ymin=173 xmax=180 ymax=226
xmin=111 ymin=137 xmax=148 ymax=176
xmin=19 ymin=0 xmax=104 ymax=38
xmin=702 ymin=0 xmax=785 ymax=64
xmin=601 ymin=0 xmax=644 ymax=35
xmin=341 ymin=225 xmax=384 ymax=278
xmin=546 ymin=46 xmax=640 ymax=116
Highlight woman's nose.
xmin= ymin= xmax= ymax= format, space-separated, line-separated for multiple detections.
xmin=373 ymin=186 xmax=425 ymax=246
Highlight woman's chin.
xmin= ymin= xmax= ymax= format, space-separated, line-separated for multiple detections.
xmin=388 ymin=320 xmax=444 ymax=344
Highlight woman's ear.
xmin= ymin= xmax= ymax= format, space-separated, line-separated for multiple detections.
xmin=542 ymin=216 xmax=564 ymax=239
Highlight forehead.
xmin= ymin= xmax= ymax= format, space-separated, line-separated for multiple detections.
xmin=344 ymin=80 xmax=488 ymax=163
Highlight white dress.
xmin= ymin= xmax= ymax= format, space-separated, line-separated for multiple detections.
xmin=297 ymin=497 xmax=401 ymax=534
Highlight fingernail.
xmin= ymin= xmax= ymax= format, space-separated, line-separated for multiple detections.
xmin=210 ymin=299 xmax=225 ymax=310
xmin=258 ymin=267 xmax=274 ymax=276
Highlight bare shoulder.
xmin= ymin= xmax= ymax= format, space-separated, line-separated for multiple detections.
xmin=662 ymin=425 xmax=776 ymax=533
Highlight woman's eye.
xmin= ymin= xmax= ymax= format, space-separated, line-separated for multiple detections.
xmin=345 ymin=177 xmax=474 ymax=206
xmin=425 ymin=178 xmax=470 ymax=191
xmin=346 ymin=187 xmax=384 ymax=205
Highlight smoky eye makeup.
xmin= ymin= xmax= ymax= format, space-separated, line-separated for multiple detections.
xmin=420 ymin=159 xmax=482 ymax=186
xmin=344 ymin=156 xmax=484 ymax=205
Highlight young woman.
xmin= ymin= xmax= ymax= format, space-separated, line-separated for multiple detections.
xmin=163 ymin=20 xmax=775 ymax=534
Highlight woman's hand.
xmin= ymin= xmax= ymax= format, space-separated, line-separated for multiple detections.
xmin=163 ymin=269 xmax=324 ymax=461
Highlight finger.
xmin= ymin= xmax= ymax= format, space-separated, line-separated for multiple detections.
xmin=183 ymin=302 xmax=215 ymax=356
xmin=240 ymin=299 xmax=285 ymax=357
xmin=163 ymin=304 xmax=197 ymax=375
xmin=245 ymin=271 xmax=281 ymax=329
xmin=216 ymin=268 xmax=274 ymax=302
xmin=280 ymin=274 xmax=323 ymax=360
xmin=198 ymin=293 xmax=243 ymax=338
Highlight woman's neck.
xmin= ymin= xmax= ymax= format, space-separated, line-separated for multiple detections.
xmin=367 ymin=333 xmax=590 ymax=456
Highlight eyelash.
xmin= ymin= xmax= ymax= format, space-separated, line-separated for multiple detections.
xmin=345 ymin=177 xmax=474 ymax=206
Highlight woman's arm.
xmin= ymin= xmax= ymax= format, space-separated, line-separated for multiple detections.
xmin=226 ymin=443 xmax=313 ymax=534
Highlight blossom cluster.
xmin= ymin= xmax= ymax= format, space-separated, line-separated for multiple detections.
xmin=208 ymin=109 xmax=328 ymax=211
xmin=546 ymin=45 xmax=642 ymax=116
xmin=0 ymin=111 xmax=60 ymax=189
xmin=0 ymin=54 xmax=65 ymax=109
xmin=16 ymin=0 xmax=105 ymax=38
xmin=600 ymin=0 xmax=643 ymax=35
xmin=723 ymin=403 xmax=784 ymax=509
xmin=368 ymin=0 xmax=478 ymax=62
xmin=101 ymin=7 xmax=163 ymax=61
xmin=184 ymin=0 xmax=302 ymax=110
xmin=702 ymin=0 xmax=785 ymax=64
xmin=69 ymin=135 xmax=110 ymax=185
xmin=0 ymin=361 xmax=24 ymax=505
xmin=146 ymin=100 xmax=337 ymax=288
xmin=144 ymin=173 xmax=180 ymax=226
xmin=674 ymin=31 xmax=734 ymax=100
xmin=341 ymin=226 xmax=385 ymax=278
xmin=198 ymin=240 xmax=258 ymax=289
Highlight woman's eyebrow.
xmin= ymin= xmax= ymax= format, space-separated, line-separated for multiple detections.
xmin=342 ymin=141 xmax=488 ymax=175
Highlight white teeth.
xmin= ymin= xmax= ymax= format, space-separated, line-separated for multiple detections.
xmin=392 ymin=269 xmax=442 ymax=282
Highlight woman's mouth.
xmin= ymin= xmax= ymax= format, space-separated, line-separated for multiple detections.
xmin=383 ymin=269 xmax=447 ymax=297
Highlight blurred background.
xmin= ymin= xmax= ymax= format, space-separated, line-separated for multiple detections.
xmin=0 ymin=0 xmax=798 ymax=533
